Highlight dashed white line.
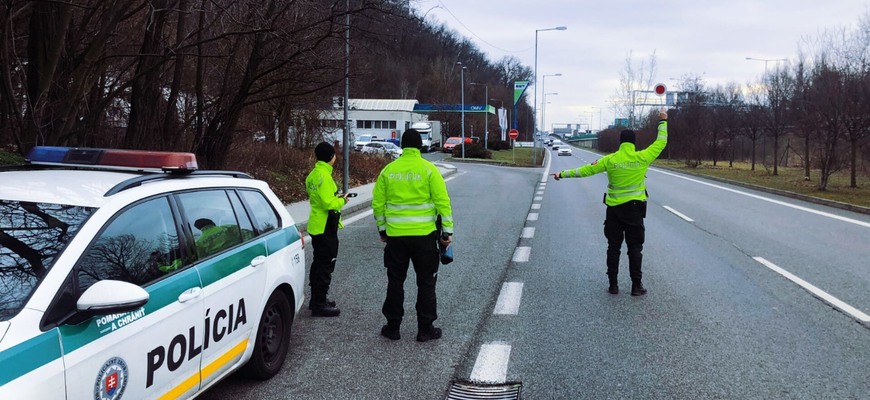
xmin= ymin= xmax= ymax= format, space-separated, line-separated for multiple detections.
xmin=534 ymin=196 xmax=543 ymax=201
xmin=512 ymin=246 xmax=531 ymax=262
xmin=662 ymin=205 xmax=694 ymax=222
xmin=527 ymin=213 xmax=539 ymax=221
xmin=494 ymin=282 xmax=524 ymax=315
xmin=521 ymin=227 xmax=535 ymax=238
xmin=531 ymin=203 xmax=541 ymax=210
xmin=470 ymin=342 xmax=512 ymax=383
xmin=753 ymin=257 xmax=870 ymax=323
xmin=536 ymin=191 xmax=544 ymax=195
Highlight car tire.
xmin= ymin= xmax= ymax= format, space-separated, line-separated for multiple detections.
xmin=241 ymin=290 xmax=293 ymax=380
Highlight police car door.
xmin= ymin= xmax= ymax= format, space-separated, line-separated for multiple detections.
xmin=59 ymin=196 xmax=205 ymax=399
xmin=175 ymin=189 xmax=267 ymax=388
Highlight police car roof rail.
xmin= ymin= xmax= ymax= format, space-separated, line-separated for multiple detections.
xmin=105 ymin=170 xmax=253 ymax=196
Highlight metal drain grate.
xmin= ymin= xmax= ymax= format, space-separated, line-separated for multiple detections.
xmin=446 ymin=381 xmax=522 ymax=400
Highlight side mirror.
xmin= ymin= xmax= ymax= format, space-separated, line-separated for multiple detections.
xmin=77 ymin=280 xmax=149 ymax=315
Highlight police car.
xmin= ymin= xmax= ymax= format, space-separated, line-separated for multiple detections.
xmin=0 ymin=147 xmax=306 ymax=399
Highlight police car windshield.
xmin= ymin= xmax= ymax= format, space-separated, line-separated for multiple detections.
xmin=0 ymin=200 xmax=95 ymax=321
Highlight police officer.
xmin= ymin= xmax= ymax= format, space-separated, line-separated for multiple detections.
xmin=552 ymin=110 xmax=668 ymax=296
xmin=305 ymin=142 xmax=349 ymax=316
xmin=372 ymin=129 xmax=453 ymax=342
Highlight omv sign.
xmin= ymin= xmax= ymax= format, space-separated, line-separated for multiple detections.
xmin=468 ymin=105 xmax=486 ymax=111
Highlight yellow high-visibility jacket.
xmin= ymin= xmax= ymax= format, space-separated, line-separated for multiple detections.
xmin=559 ymin=120 xmax=668 ymax=206
xmin=372 ymin=148 xmax=453 ymax=237
xmin=305 ymin=161 xmax=345 ymax=235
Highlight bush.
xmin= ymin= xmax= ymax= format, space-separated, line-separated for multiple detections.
xmin=487 ymin=140 xmax=512 ymax=151
xmin=452 ymin=142 xmax=492 ymax=159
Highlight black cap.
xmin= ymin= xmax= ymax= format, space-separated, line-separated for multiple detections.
xmin=400 ymin=129 xmax=422 ymax=149
xmin=314 ymin=142 xmax=335 ymax=162
xmin=620 ymin=129 xmax=636 ymax=145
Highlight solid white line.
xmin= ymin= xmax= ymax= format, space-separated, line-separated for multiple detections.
xmin=527 ymin=213 xmax=539 ymax=221
xmin=494 ymin=282 xmax=524 ymax=315
xmin=343 ymin=209 xmax=374 ymax=225
xmin=521 ymin=227 xmax=535 ymax=238
xmin=531 ymin=203 xmax=541 ymax=210
xmin=512 ymin=246 xmax=531 ymax=262
xmin=534 ymin=196 xmax=543 ymax=201
xmin=444 ymin=176 xmax=456 ymax=182
xmin=470 ymin=342 xmax=512 ymax=383
xmin=653 ymin=169 xmax=870 ymax=229
xmin=753 ymin=257 xmax=870 ymax=323
xmin=662 ymin=205 xmax=694 ymax=222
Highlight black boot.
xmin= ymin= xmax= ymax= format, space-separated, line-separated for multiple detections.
xmin=380 ymin=324 xmax=401 ymax=340
xmin=308 ymin=298 xmax=336 ymax=310
xmin=310 ymin=292 xmax=340 ymax=317
xmin=416 ymin=325 xmax=442 ymax=342
xmin=608 ymin=274 xmax=619 ymax=294
xmin=631 ymin=282 xmax=647 ymax=296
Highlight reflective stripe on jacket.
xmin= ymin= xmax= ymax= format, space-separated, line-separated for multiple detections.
xmin=305 ymin=160 xmax=345 ymax=235
xmin=560 ymin=120 xmax=668 ymax=206
xmin=372 ymin=148 xmax=453 ymax=237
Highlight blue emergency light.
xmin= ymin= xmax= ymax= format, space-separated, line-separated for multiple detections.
xmin=26 ymin=146 xmax=199 ymax=171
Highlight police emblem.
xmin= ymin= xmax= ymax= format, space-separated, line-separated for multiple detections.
xmin=94 ymin=357 xmax=128 ymax=400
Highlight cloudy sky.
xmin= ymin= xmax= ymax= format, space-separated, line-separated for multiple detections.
xmin=413 ymin=0 xmax=869 ymax=132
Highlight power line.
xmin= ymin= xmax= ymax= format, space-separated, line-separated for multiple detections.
xmin=435 ymin=0 xmax=532 ymax=54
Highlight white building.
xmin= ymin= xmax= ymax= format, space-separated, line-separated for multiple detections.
xmin=320 ymin=99 xmax=428 ymax=143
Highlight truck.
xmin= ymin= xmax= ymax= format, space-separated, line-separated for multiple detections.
xmin=410 ymin=121 xmax=442 ymax=153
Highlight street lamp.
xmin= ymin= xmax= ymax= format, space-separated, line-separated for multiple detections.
xmin=745 ymin=57 xmax=788 ymax=75
xmin=470 ymin=82 xmax=488 ymax=149
xmin=541 ymin=73 xmax=561 ymax=134
xmin=534 ymin=26 xmax=567 ymax=165
xmin=457 ymin=61 xmax=467 ymax=158
xmin=542 ymin=92 xmax=558 ymax=136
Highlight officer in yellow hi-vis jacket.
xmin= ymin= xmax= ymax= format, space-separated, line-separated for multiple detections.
xmin=552 ymin=110 xmax=668 ymax=296
xmin=305 ymin=142 xmax=349 ymax=317
xmin=372 ymin=129 xmax=453 ymax=342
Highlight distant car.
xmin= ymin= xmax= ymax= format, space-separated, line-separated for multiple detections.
xmin=362 ymin=141 xmax=403 ymax=159
xmin=544 ymin=139 xmax=553 ymax=146
xmin=354 ymin=134 xmax=379 ymax=151
xmin=442 ymin=137 xmax=464 ymax=153
xmin=551 ymin=141 xmax=562 ymax=150
xmin=557 ymin=145 xmax=573 ymax=156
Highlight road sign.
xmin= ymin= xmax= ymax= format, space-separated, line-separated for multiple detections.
xmin=509 ymin=129 xmax=519 ymax=139
xmin=654 ymin=83 xmax=667 ymax=96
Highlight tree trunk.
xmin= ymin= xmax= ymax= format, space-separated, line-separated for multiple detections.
xmin=126 ymin=0 xmax=172 ymax=150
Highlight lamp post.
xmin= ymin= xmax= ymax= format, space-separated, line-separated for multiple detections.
xmin=534 ymin=25 xmax=567 ymax=165
xmin=745 ymin=57 xmax=788 ymax=76
xmin=542 ymin=92 xmax=557 ymax=136
xmin=470 ymin=82 xmax=488 ymax=149
xmin=457 ymin=61 xmax=467 ymax=158
xmin=541 ymin=73 xmax=561 ymax=135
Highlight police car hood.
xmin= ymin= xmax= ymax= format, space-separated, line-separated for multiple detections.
xmin=0 ymin=321 xmax=8 ymax=343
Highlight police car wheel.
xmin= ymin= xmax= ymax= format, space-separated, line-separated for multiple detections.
xmin=242 ymin=290 xmax=293 ymax=379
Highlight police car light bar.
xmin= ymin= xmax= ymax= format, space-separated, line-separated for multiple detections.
xmin=26 ymin=146 xmax=199 ymax=172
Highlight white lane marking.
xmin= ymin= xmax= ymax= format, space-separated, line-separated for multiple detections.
xmin=494 ymin=282 xmax=524 ymax=315
xmin=534 ymin=196 xmax=543 ymax=201
xmin=662 ymin=205 xmax=694 ymax=222
xmin=512 ymin=246 xmax=531 ymax=262
xmin=444 ymin=176 xmax=456 ymax=182
xmin=653 ymin=169 xmax=870 ymax=229
xmin=521 ymin=227 xmax=535 ymax=238
xmin=539 ymin=182 xmax=547 ymax=186
xmin=470 ymin=342 xmax=512 ymax=383
xmin=527 ymin=213 xmax=539 ymax=221
xmin=343 ymin=209 xmax=374 ymax=225
xmin=536 ymin=191 xmax=544 ymax=195
xmin=753 ymin=257 xmax=870 ymax=323
xmin=531 ymin=203 xmax=541 ymax=210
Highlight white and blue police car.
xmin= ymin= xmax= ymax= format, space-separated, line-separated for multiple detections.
xmin=0 ymin=147 xmax=306 ymax=399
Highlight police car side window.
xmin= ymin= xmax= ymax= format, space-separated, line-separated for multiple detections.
xmin=238 ymin=190 xmax=279 ymax=234
xmin=176 ymin=190 xmax=244 ymax=259
xmin=77 ymin=197 xmax=182 ymax=293
xmin=228 ymin=190 xmax=256 ymax=241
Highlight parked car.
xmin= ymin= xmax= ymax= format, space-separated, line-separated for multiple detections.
xmin=362 ymin=141 xmax=403 ymax=159
xmin=354 ymin=134 xmax=379 ymax=151
xmin=0 ymin=146 xmax=306 ymax=399
xmin=557 ymin=145 xmax=573 ymax=156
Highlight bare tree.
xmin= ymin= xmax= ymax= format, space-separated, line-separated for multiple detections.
xmin=762 ymin=67 xmax=795 ymax=176
xmin=611 ymin=50 xmax=658 ymax=129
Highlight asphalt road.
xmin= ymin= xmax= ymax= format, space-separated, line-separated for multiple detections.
xmin=203 ymin=147 xmax=869 ymax=399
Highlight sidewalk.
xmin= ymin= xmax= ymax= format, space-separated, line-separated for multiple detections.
xmin=286 ymin=163 xmax=458 ymax=233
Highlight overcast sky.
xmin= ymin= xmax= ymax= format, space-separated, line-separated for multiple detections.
xmin=414 ymin=0 xmax=869 ymax=132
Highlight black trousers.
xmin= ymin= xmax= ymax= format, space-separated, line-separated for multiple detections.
xmin=382 ymin=232 xmax=439 ymax=328
xmin=309 ymin=212 xmax=340 ymax=302
xmin=603 ymin=200 xmax=646 ymax=283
